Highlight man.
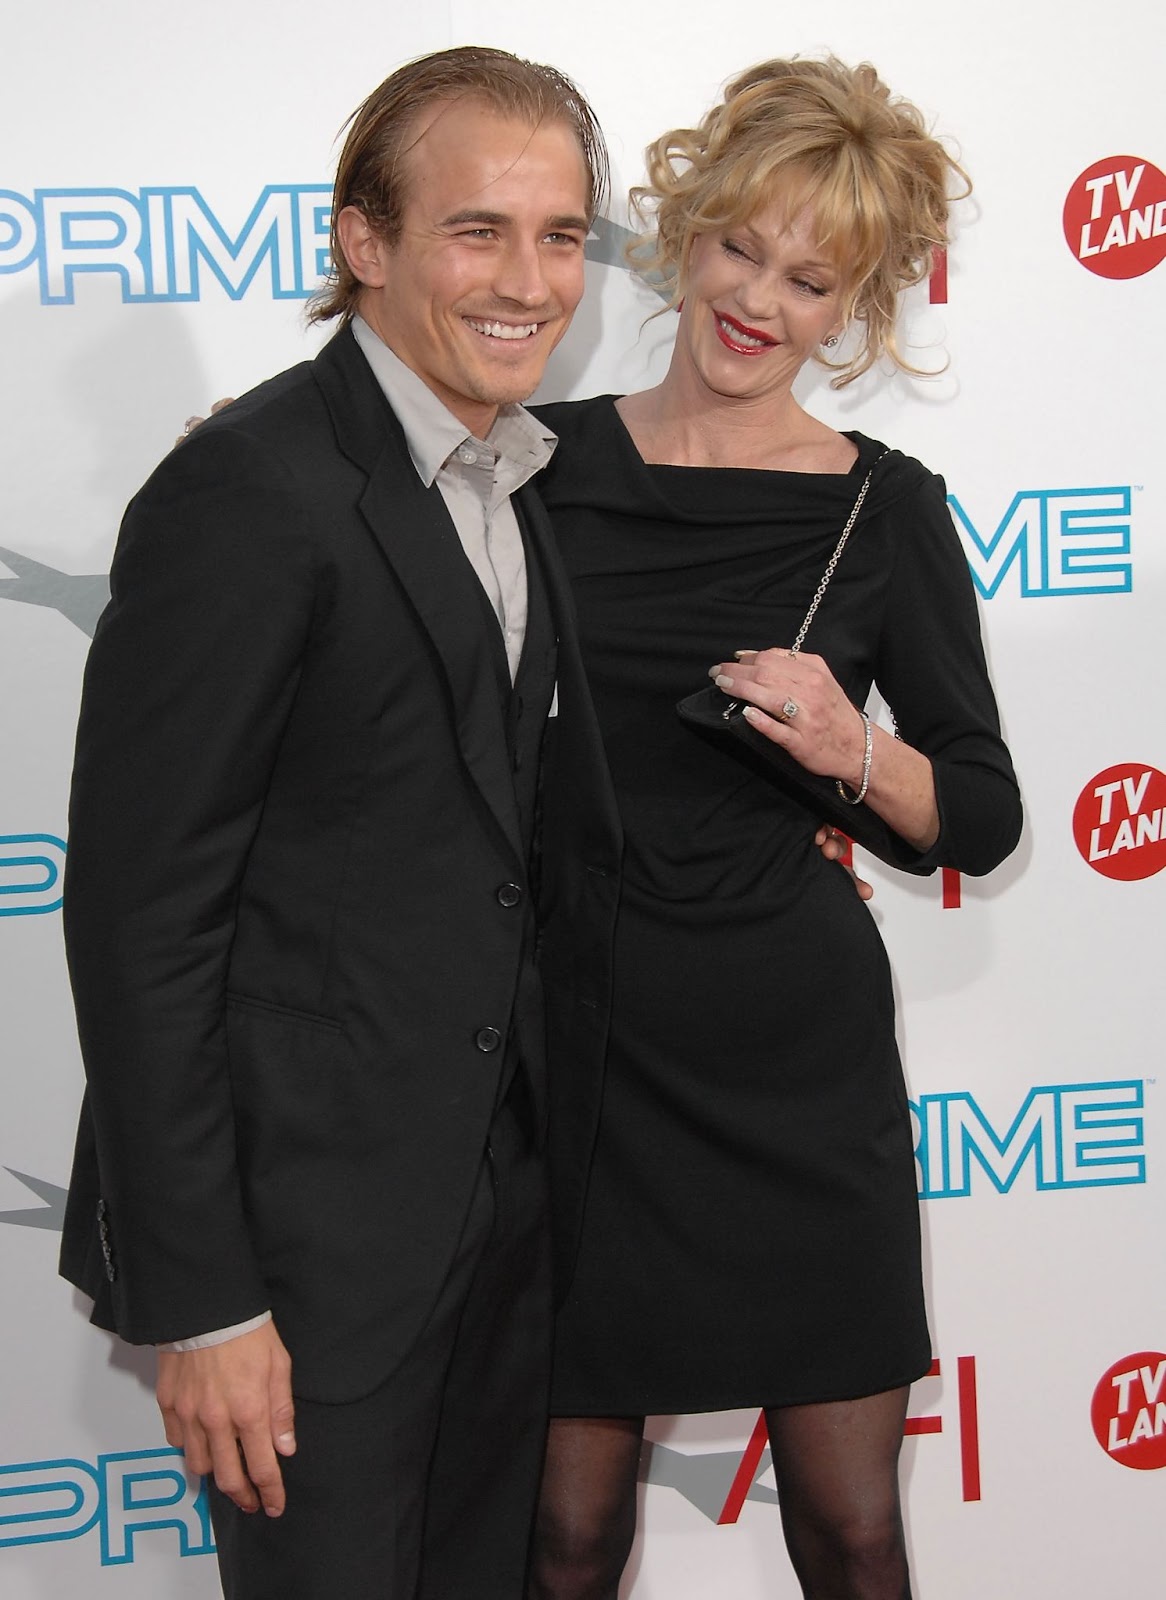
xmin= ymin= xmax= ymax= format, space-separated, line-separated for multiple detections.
xmin=58 ymin=47 xmax=621 ymax=1599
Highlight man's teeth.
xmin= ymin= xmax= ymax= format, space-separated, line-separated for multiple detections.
xmin=466 ymin=319 xmax=539 ymax=340
xmin=719 ymin=317 xmax=768 ymax=348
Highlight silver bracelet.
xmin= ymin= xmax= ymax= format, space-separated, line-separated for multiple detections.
xmin=836 ymin=710 xmax=872 ymax=806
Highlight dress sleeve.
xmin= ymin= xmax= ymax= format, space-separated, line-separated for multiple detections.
xmin=872 ymin=473 xmax=1022 ymax=877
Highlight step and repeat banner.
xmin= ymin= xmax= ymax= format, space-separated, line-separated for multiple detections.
xmin=2 ymin=2 xmax=1162 ymax=1595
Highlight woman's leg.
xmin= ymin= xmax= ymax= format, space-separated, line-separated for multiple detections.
xmin=527 ymin=1415 xmax=645 ymax=1600
xmin=764 ymin=1387 xmax=912 ymax=1600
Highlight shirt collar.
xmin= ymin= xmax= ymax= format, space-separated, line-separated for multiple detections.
xmin=351 ymin=314 xmax=556 ymax=488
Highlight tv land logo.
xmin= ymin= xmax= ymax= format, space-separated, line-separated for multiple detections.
xmin=0 ymin=186 xmax=647 ymax=305
xmin=0 ymin=1448 xmax=213 ymax=1564
xmin=0 ymin=833 xmax=66 ymax=916
xmin=912 ymin=1079 xmax=1145 ymax=1199
xmin=1092 ymin=1353 xmax=1166 ymax=1470
xmin=647 ymin=1355 xmax=981 ymax=1522
xmin=947 ymin=486 xmax=1132 ymax=600
xmin=1073 ymin=764 xmax=1166 ymax=881
xmin=1063 ymin=157 xmax=1166 ymax=279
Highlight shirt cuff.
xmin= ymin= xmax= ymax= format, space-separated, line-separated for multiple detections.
xmin=157 ymin=1310 xmax=273 ymax=1352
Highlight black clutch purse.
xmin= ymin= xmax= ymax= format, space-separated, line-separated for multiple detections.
xmin=675 ymin=685 xmax=930 ymax=871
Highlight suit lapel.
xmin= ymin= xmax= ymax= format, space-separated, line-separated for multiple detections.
xmin=516 ymin=483 xmax=623 ymax=858
xmin=312 ymin=327 xmax=524 ymax=866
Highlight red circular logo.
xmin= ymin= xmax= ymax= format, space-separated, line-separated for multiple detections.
xmin=1073 ymin=763 xmax=1166 ymax=880
xmin=1063 ymin=156 xmax=1166 ymax=278
xmin=1092 ymin=1353 xmax=1166 ymax=1469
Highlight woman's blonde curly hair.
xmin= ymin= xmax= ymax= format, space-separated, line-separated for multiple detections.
xmin=630 ymin=56 xmax=969 ymax=386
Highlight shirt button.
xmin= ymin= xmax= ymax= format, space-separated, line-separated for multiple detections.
xmin=458 ymin=446 xmax=478 ymax=465
xmin=474 ymin=1026 xmax=502 ymax=1053
xmin=496 ymin=883 xmax=522 ymax=908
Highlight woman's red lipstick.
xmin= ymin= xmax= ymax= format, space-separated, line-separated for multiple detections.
xmin=713 ymin=310 xmax=777 ymax=354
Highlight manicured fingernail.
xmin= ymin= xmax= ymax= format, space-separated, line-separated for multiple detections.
xmin=714 ymin=674 xmax=734 ymax=690
xmin=742 ymin=705 xmax=762 ymax=723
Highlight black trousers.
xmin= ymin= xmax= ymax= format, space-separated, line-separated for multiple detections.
xmin=209 ymin=1082 xmax=551 ymax=1599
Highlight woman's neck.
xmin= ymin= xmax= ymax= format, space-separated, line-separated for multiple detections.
xmin=617 ymin=364 xmax=851 ymax=473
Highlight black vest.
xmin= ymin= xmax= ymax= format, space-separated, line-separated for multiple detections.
xmin=475 ymin=504 xmax=558 ymax=1122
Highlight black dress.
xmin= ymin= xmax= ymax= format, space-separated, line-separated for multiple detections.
xmin=534 ymin=397 xmax=1022 ymax=1416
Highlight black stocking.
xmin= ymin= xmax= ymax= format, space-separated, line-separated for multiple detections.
xmin=527 ymin=1415 xmax=645 ymax=1600
xmin=764 ymin=1387 xmax=912 ymax=1600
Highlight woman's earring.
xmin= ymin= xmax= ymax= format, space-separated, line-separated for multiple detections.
xmin=822 ymin=332 xmax=840 ymax=348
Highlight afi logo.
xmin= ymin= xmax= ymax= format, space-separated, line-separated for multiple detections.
xmin=1073 ymin=764 xmax=1166 ymax=881
xmin=0 ymin=833 xmax=66 ymax=916
xmin=1092 ymin=1354 xmax=1166 ymax=1470
xmin=652 ymin=1355 xmax=982 ymax=1525
xmin=947 ymin=487 xmax=1132 ymax=599
xmin=1063 ymin=157 xmax=1166 ymax=279
xmin=0 ymin=1448 xmax=213 ymax=1563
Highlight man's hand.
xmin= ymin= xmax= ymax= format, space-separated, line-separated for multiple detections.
xmin=156 ymin=1320 xmax=295 ymax=1516
xmin=815 ymin=824 xmax=874 ymax=901
xmin=176 ymin=397 xmax=236 ymax=447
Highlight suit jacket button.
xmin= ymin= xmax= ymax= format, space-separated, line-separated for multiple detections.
xmin=474 ymin=1026 xmax=502 ymax=1053
xmin=496 ymin=883 xmax=522 ymax=908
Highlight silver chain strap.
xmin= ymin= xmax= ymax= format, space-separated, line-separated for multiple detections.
xmin=787 ymin=453 xmax=884 ymax=657
xmin=721 ymin=451 xmax=886 ymax=723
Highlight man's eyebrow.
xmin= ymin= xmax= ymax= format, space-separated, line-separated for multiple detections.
xmin=440 ymin=209 xmax=590 ymax=232
xmin=440 ymin=209 xmax=508 ymax=228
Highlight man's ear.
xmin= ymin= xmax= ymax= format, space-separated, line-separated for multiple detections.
xmin=335 ymin=206 xmax=389 ymax=289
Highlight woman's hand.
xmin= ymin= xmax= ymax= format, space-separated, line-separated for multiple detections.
xmin=710 ymin=648 xmax=867 ymax=786
xmin=710 ymin=646 xmax=941 ymax=853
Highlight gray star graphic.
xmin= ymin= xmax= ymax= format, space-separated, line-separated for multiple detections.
xmin=0 ymin=1168 xmax=68 ymax=1231
xmin=586 ymin=218 xmax=671 ymax=300
xmin=0 ymin=546 xmax=109 ymax=638
xmin=640 ymin=1439 xmax=779 ymax=1522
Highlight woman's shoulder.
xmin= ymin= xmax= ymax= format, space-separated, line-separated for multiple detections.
xmin=847 ymin=431 xmax=948 ymax=519
xmin=529 ymin=395 xmax=632 ymax=506
xmin=529 ymin=392 xmax=620 ymax=442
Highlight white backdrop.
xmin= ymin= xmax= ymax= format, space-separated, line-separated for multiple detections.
xmin=3 ymin=2 xmax=1164 ymax=1595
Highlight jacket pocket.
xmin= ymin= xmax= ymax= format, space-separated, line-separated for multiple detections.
xmin=226 ymin=992 xmax=342 ymax=1034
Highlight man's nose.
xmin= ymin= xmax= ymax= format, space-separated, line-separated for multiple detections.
xmin=493 ymin=238 xmax=550 ymax=307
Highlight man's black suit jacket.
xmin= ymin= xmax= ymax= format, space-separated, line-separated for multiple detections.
xmin=59 ymin=326 xmax=621 ymax=1403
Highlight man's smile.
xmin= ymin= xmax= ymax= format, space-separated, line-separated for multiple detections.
xmin=463 ymin=317 xmax=543 ymax=341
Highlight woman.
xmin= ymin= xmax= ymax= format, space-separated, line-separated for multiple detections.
xmin=529 ymin=57 xmax=1021 ymax=1600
